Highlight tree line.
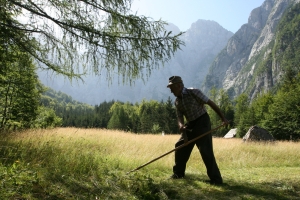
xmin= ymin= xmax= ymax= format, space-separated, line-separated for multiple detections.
xmin=40 ymin=88 xmax=179 ymax=134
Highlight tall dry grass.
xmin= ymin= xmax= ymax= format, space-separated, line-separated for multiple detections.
xmin=7 ymin=127 xmax=300 ymax=172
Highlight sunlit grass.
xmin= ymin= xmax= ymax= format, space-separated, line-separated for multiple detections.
xmin=1 ymin=128 xmax=300 ymax=199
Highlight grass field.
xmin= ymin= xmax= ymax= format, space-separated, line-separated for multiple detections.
xmin=0 ymin=128 xmax=299 ymax=199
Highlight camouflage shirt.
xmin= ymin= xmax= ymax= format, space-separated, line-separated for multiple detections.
xmin=175 ymin=87 xmax=209 ymax=122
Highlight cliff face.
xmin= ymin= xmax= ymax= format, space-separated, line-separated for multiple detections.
xmin=202 ymin=0 xmax=300 ymax=100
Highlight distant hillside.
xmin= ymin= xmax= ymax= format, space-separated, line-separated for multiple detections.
xmin=41 ymin=87 xmax=92 ymax=107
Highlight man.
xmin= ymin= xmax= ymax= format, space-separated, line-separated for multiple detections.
xmin=167 ymin=76 xmax=228 ymax=184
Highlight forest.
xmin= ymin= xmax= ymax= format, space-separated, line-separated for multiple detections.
xmin=0 ymin=1 xmax=299 ymax=141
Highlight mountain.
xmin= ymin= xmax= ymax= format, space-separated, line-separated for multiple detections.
xmin=38 ymin=20 xmax=233 ymax=105
xmin=202 ymin=0 xmax=300 ymax=100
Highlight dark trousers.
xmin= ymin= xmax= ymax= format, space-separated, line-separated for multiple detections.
xmin=173 ymin=113 xmax=223 ymax=183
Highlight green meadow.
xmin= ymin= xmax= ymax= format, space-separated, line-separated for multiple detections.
xmin=0 ymin=128 xmax=299 ymax=199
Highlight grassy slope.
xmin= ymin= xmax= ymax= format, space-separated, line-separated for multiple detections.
xmin=0 ymin=128 xmax=299 ymax=199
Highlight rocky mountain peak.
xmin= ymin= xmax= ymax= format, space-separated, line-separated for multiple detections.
xmin=202 ymin=0 xmax=299 ymax=100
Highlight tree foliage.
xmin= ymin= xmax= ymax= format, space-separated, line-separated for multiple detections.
xmin=0 ymin=46 xmax=41 ymax=129
xmin=250 ymin=92 xmax=274 ymax=126
xmin=233 ymin=93 xmax=251 ymax=137
xmin=207 ymin=88 xmax=233 ymax=136
xmin=164 ymin=97 xmax=178 ymax=134
xmin=40 ymin=90 xmax=179 ymax=134
xmin=33 ymin=106 xmax=62 ymax=128
xmin=207 ymin=87 xmax=219 ymax=128
xmin=107 ymin=102 xmax=130 ymax=130
xmin=262 ymin=75 xmax=300 ymax=140
xmin=233 ymin=75 xmax=300 ymax=140
xmin=274 ymin=2 xmax=300 ymax=82
xmin=40 ymin=88 xmax=97 ymax=128
xmin=2 ymin=0 xmax=183 ymax=81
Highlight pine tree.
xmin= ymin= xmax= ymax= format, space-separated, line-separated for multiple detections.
xmin=164 ymin=97 xmax=178 ymax=133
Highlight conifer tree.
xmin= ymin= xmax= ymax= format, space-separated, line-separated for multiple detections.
xmin=234 ymin=93 xmax=251 ymax=137
xmin=164 ymin=97 xmax=178 ymax=133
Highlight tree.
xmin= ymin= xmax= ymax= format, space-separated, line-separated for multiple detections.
xmin=164 ymin=97 xmax=178 ymax=133
xmin=250 ymin=92 xmax=273 ymax=126
xmin=2 ymin=0 xmax=183 ymax=81
xmin=262 ymin=76 xmax=300 ymax=140
xmin=107 ymin=102 xmax=129 ymax=130
xmin=0 ymin=46 xmax=41 ymax=129
xmin=138 ymin=99 xmax=163 ymax=133
xmin=207 ymin=88 xmax=233 ymax=136
xmin=138 ymin=100 xmax=154 ymax=133
xmin=234 ymin=93 xmax=251 ymax=137
xmin=95 ymin=100 xmax=114 ymax=128
xmin=207 ymin=87 xmax=219 ymax=129
xmin=216 ymin=89 xmax=234 ymax=136
xmin=274 ymin=2 xmax=300 ymax=83
xmin=122 ymin=102 xmax=139 ymax=132
xmin=219 ymin=89 xmax=234 ymax=121
xmin=33 ymin=106 xmax=62 ymax=128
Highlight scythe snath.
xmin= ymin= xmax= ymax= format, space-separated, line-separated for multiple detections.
xmin=127 ymin=123 xmax=228 ymax=174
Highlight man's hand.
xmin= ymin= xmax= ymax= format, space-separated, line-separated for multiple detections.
xmin=179 ymin=125 xmax=186 ymax=132
xmin=184 ymin=137 xmax=188 ymax=143
xmin=222 ymin=118 xmax=230 ymax=128
xmin=180 ymin=129 xmax=189 ymax=143
xmin=222 ymin=118 xmax=229 ymax=125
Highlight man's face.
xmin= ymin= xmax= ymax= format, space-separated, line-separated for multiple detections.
xmin=169 ymin=83 xmax=182 ymax=97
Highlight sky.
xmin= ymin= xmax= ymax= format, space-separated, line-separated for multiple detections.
xmin=131 ymin=0 xmax=266 ymax=33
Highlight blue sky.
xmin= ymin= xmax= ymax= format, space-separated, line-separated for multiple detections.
xmin=131 ymin=0 xmax=266 ymax=33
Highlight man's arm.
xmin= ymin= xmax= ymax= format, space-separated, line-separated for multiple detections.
xmin=178 ymin=116 xmax=185 ymax=132
xmin=206 ymin=99 xmax=229 ymax=125
xmin=177 ymin=116 xmax=188 ymax=143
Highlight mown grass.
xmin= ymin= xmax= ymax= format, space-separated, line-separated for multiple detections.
xmin=0 ymin=128 xmax=299 ymax=199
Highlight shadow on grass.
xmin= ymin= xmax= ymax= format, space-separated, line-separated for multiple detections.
xmin=160 ymin=174 xmax=300 ymax=200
